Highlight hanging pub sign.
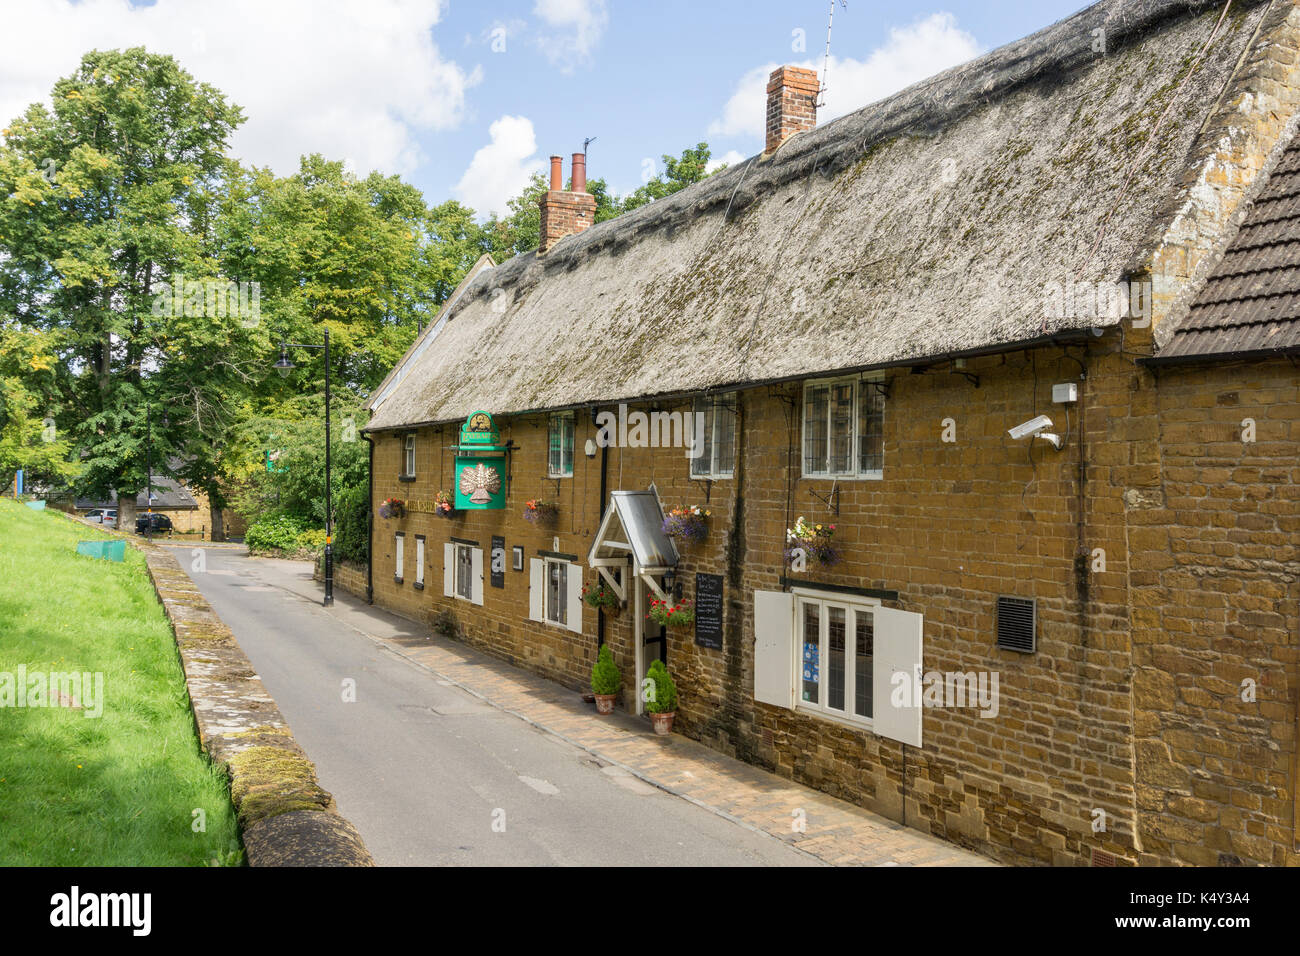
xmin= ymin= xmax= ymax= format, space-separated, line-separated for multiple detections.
xmin=453 ymin=410 xmax=507 ymax=510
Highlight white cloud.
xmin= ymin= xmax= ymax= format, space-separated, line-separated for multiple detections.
xmin=453 ymin=115 xmax=545 ymax=218
xmin=707 ymin=149 xmax=746 ymax=173
xmin=532 ymin=0 xmax=608 ymax=73
xmin=0 ymin=0 xmax=480 ymax=177
xmin=709 ymin=13 xmax=981 ymax=140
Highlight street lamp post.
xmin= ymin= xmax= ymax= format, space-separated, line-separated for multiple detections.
xmin=275 ymin=329 xmax=334 ymax=607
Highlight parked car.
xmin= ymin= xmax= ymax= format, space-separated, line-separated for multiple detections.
xmin=84 ymin=508 xmax=117 ymax=528
xmin=135 ymin=512 xmax=173 ymax=535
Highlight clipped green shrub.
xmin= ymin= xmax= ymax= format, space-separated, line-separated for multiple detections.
xmin=644 ymin=659 xmax=678 ymax=714
xmin=245 ymin=514 xmax=323 ymax=555
xmin=591 ymin=644 xmax=622 ymax=696
xmin=333 ymin=481 xmax=370 ymax=565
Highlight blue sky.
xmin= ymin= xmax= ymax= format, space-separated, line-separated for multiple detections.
xmin=2 ymin=1 xmax=1091 ymax=216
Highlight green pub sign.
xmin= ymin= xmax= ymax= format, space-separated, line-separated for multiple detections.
xmin=454 ymin=411 xmax=506 ymax=510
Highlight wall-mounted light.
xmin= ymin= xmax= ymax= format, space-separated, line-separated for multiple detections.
xmin=584 ymin=438 xmax=597 ymax=459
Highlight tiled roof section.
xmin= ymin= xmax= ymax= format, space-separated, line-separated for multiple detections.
xmin=1161 ymin=135 xmax=1300 ymax=360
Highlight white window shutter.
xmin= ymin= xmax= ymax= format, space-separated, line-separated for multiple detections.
xmin=415 ymin=538 xmax=425 ymax=586
xmin=565 ymin=564 xmax=583 ymax=633
xmin=529 ymin=558 xmax=544 ymax=622
xmin=471 ymin=547 xmax=484 ymax=606
xmin=395 ymin=535 xmax=404 ymax=579
xmin=753 ymin=590 xmax=795 ymax=709
xmin=443 ymin=543 xmax=455 ymax=597
xmin=871 ymin=607 xmax=924 ymax=748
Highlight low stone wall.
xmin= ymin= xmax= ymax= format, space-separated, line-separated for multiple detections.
xmin=132 ymin=534 xmax=373 ymax=866
xmin=314 ymin=556 xmax=369 ymax=602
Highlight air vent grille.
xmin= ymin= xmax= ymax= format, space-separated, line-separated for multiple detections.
xmin=996 ymin=596 xmax=1036 ymax=653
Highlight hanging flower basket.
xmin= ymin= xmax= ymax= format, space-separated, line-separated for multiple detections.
xmin=784 ymin=516 xmax=838 ymax=568
xmin=647 ymin=598 xmax=694 ymax=629
xmin=523 ymin=499 xmax=559 ymax=525
xmin=378 ymin=497 xmax=406 ymax=519
xmin=582 ymin=578 xmax=621 ymax=616
xmin=662 ymin=505 xmax=710 ymax=544
xmin=433 ymin=489 xmax=459 ymax=519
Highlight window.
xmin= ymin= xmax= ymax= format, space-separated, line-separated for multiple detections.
xmin=802 ymin=376 xmax=884 ymax=478
xmin=753 ymin=589 xmax=921 ymax=746
xmin=798 ymin=595 xmax=875 ymax=724
xmin=394 ymin=533 xmax=404 ymax=584
xmin=455 ymin=544 xmax=473 ymax=600
xmin=544 ymin=559 xmax=567 ymax=625
xmin=690 ymin=393 xmax=736 ymax=478
xmin=414 ymin=536 xmax=426 ymax=589
xmin=444 ymin=542 xmax=483 ymax=605
xmin=404 ymin=435 xmax=416 ymax=477
xmin=548 ymin=412 xmax=574 ymax=478
xmin=528 ymin=556 xmax=583 ymax=633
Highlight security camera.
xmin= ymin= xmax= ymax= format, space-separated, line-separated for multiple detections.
xmin=1008 ymin=415 xmax=1053 ymax=441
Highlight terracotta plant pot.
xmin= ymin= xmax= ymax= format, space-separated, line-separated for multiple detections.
xmin=650 ymin=711 xmax=675 ymax=735
xmin=594 ymin=694 xmax=617 ymax=715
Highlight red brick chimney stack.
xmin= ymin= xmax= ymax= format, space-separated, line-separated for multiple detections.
xmin=538 ymin=153 xmax=597 ymax=255
xmin=766 ymin=66 xmax=819 ymax=154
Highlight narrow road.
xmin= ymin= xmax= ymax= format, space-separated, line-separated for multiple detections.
xmin=164 ymin=546 xmax=818 ymax=867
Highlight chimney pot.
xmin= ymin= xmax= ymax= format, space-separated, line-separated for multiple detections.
xmin=549 ymin=155 xmax=563 ymax=191
xmin=571 ymin=152 xmax=587 ymax=194
xmin=765 ymin=66 xmax=819 ymax=154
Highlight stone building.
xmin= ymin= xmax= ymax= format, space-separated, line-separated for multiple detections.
xmin=360 ymin=0 xmax=1300 ymax=866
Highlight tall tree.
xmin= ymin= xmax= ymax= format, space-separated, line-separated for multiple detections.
xmin=0 ymin=47 xmax=249 ymax=530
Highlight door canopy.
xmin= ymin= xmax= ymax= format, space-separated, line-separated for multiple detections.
xmin=587 ymin=490 xmax=680 ymax=601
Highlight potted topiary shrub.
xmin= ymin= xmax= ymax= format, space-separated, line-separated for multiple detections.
xmin=590 ymin=644 xmax=621 ymax=715
xmin=644 ymin=659 xmax=678 ymax=735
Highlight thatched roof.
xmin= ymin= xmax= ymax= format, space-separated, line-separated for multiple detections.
xmin=368 ymin=0 xmax=1276 ymax=431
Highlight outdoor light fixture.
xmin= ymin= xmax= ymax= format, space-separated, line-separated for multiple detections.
xmin=584 ymin=438 xmax=597 ymax=459
xmin=274 ymin=346 xmax=295 ymax=377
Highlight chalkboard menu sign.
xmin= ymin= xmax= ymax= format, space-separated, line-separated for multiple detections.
xmin=490 ymin=536 xmax=506 ymax=589
xmin=694 ymin=572 xmax=723 ymax=650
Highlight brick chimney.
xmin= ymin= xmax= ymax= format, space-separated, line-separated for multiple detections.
xmin=766 ymin=66 xmax=819 ymax=154
xmin=538 ymin=152 xmax=597 ymax=255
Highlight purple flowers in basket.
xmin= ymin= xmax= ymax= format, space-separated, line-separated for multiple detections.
xmin=785 ymin=516 xmax=838 ymax=567
xmin=662 ymin=505 xmax=709 ymax=543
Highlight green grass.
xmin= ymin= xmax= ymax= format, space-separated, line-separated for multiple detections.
xmin=0 ymin=499 xmax=242 ymax=865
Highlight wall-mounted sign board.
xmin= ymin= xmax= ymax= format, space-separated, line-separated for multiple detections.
xmin=695 ymin=572 xmax=724 ymax=650
xmin=454 ymin=410 xmax=507 ymax=510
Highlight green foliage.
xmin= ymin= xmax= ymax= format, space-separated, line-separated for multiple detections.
xmin=0 ymin=320 xmax=75 ymax=484
xmin=644 ymin=659 xmax=678 ymax=714
xmin=620 ymin=143 xmax=719 ymax=214
xmin=332 ymin=479 xmax=370 ymax=564
xmin=233 ymin=394 xmax=369 ymax=527
xmin=244 ymin=513 xmax=316 ymax=554
xmin=591 ymin=643 xmax=622 ymax=696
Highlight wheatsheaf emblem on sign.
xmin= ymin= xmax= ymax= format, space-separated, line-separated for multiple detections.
xmin=458 ymin=462 xmax=502 ymax=504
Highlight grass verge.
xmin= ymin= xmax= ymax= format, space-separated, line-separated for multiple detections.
xmin=0 ymin=499 xmax=242 ymax=865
